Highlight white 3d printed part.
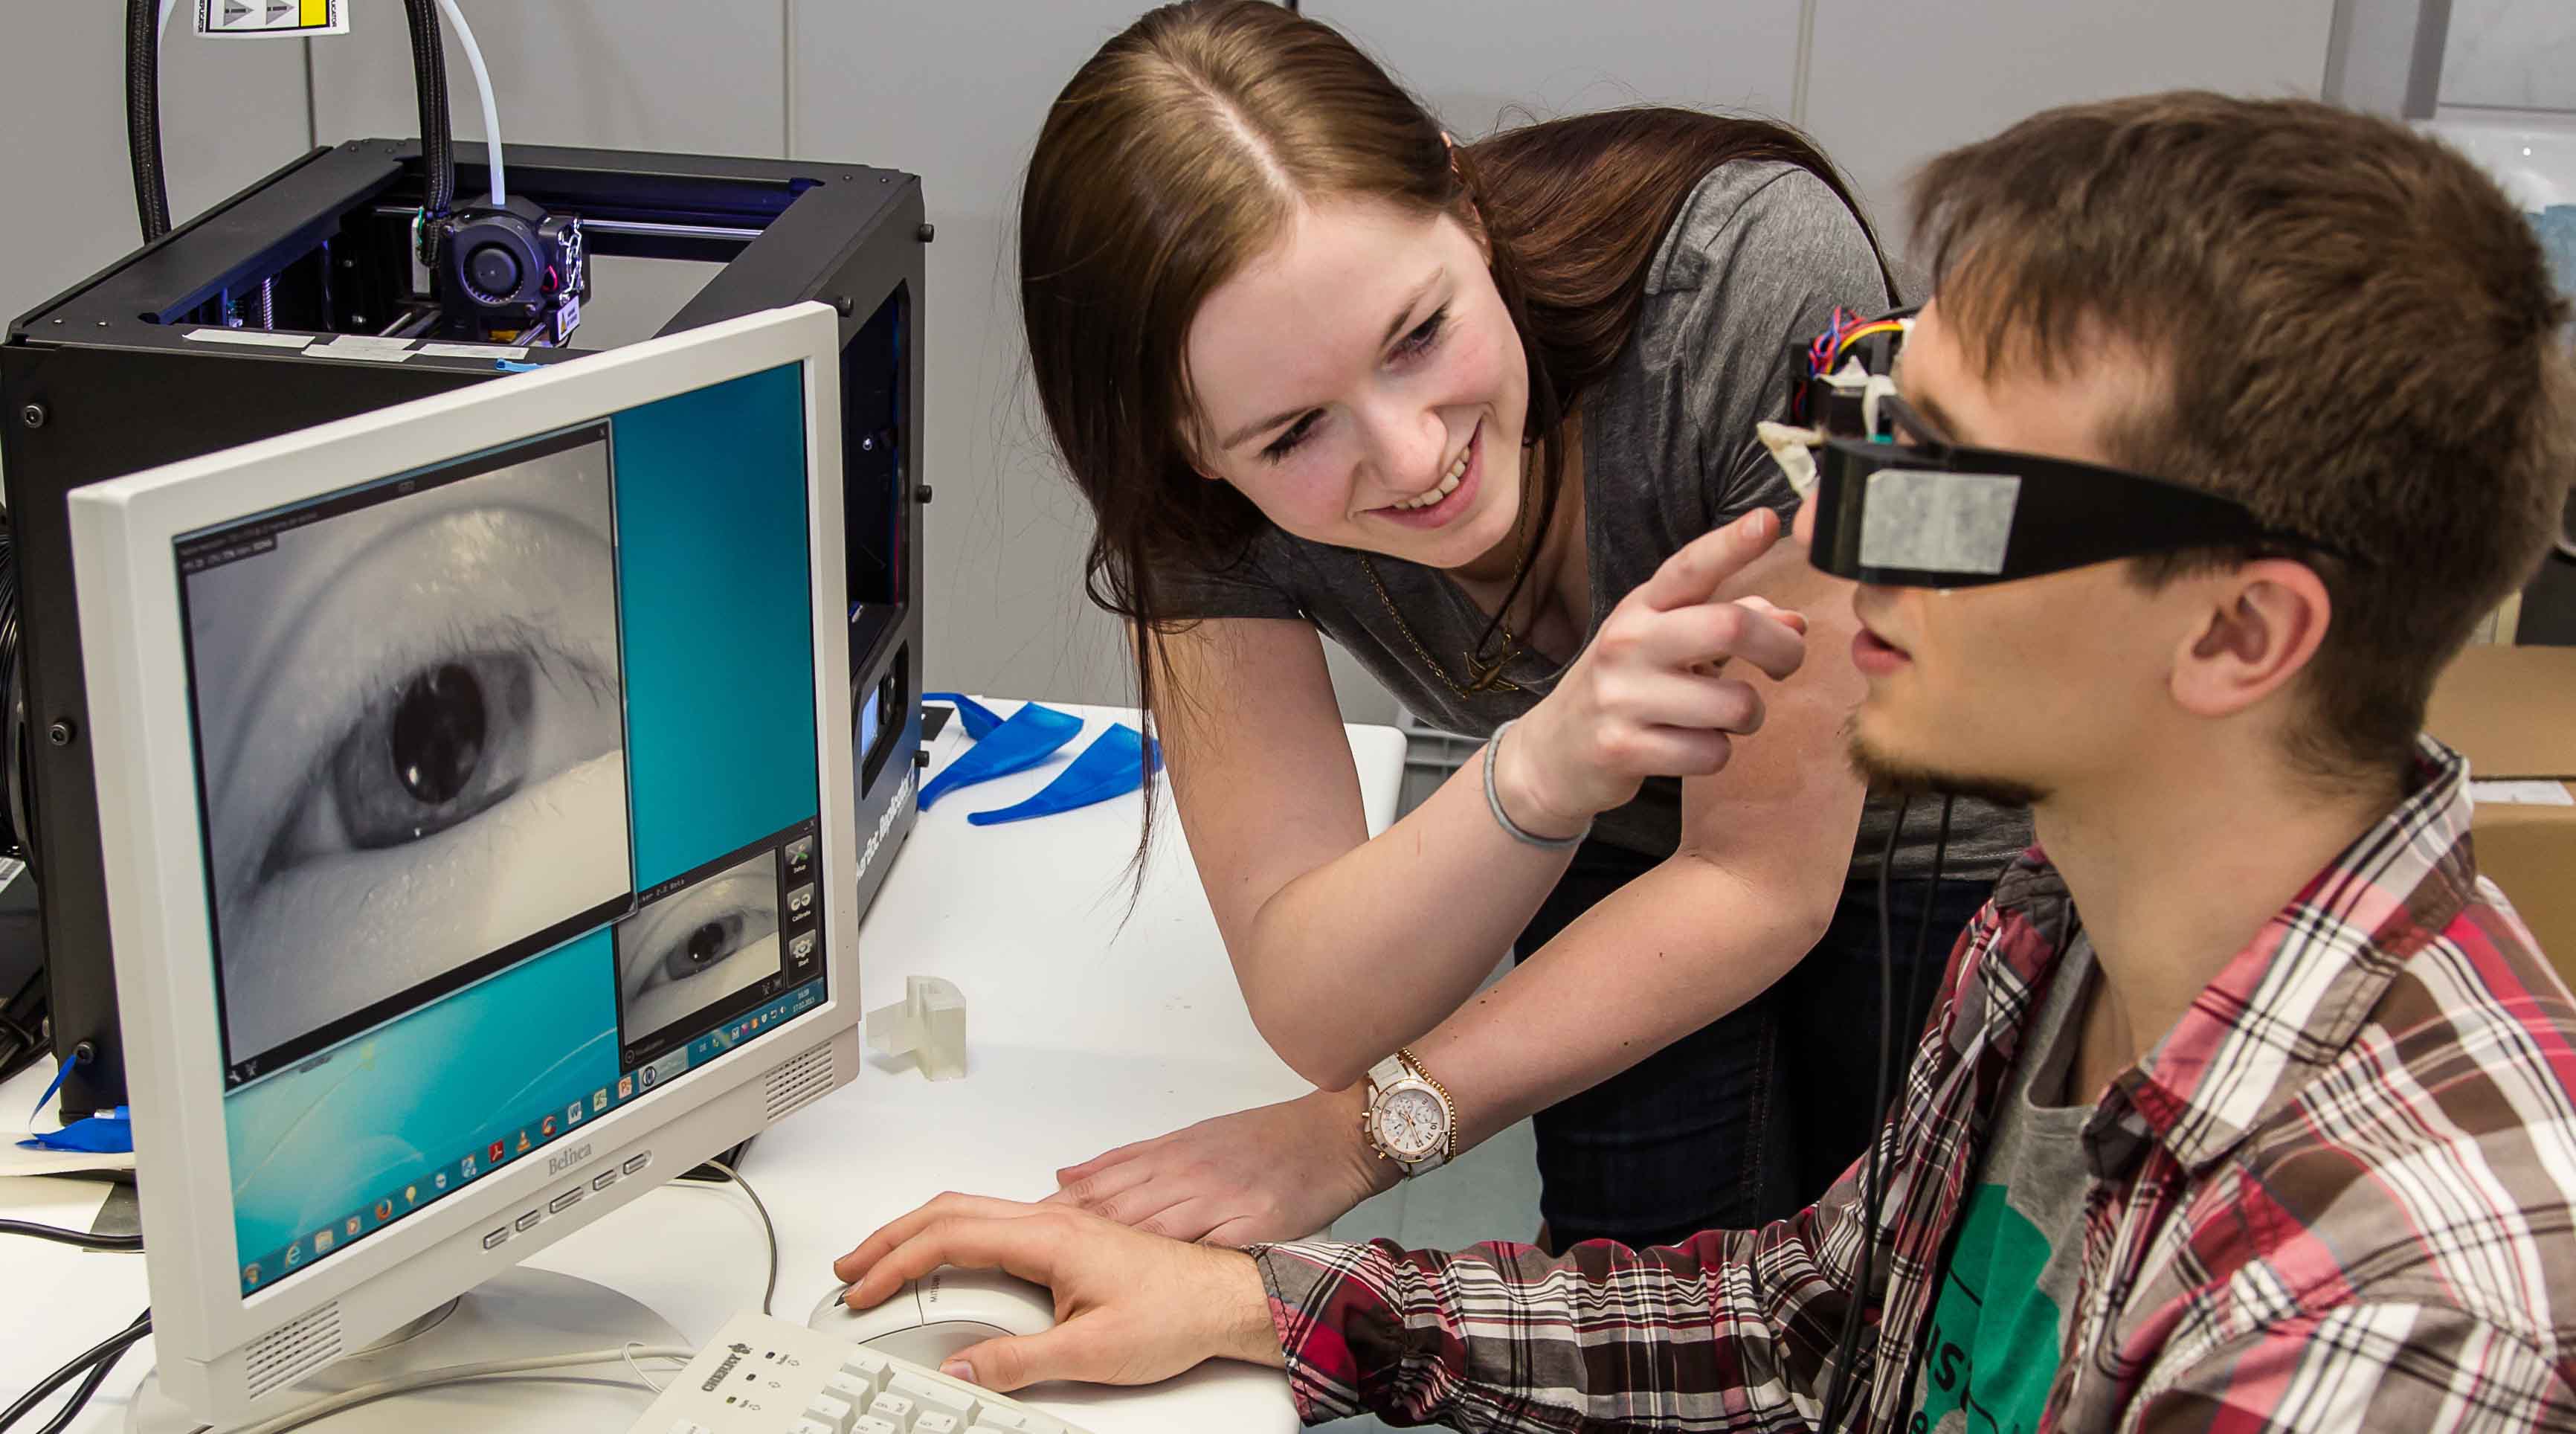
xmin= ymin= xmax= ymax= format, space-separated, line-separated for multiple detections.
xmin=1754 ymin=420 xmax=1823 ymax=498
xmin=866 ymin=976 xmax=967 ymax=1081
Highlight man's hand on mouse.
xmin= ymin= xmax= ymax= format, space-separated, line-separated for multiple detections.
xmin=831 ymin=1194 xmax=1284 ymax=1393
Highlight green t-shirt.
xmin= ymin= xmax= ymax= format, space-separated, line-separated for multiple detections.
xmin=1912 ymin=939 xmax=2099 ymax=1434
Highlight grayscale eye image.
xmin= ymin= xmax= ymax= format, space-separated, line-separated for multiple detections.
xmin=183 ymin=438 xmax=631 ymax=1070
xmin=616 ymin=849 xmax=782 ymax=1042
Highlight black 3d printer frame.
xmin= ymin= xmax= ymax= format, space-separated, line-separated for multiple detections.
xmin=0 ymin=139 xmax=930 ymax=1119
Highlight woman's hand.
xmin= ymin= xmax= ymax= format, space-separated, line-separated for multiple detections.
xmin=833 ymin=1195 xmax=1282 ymax=1393
xmin=1043 ymin=1086 xmax=1391 ymax=1245
xmin=1499 ymin=507 xmax=1809 ymax=835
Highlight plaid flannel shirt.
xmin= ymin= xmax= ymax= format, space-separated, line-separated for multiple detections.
xmin=1254 ymin=738 xmax=2576 ymax=1430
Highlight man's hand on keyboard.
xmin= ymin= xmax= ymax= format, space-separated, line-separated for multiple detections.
xmin=831 ymin=1193 xmax=1284 ymax=1394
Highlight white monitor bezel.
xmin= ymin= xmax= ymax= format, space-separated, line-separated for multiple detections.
xmin=67 ymin=302 xmax=859 ymax=1387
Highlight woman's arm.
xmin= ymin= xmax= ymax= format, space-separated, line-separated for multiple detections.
xmin=1164 ymin=511 xmax=1809 ymax=1090
xmin=1407 ymin=538 xmax=1866 ymax=1148
xmin=1154 ymin=614 xmax=1578 ymax=1088
xmin=1054 ymin=535 xmax=1865 ymax=1244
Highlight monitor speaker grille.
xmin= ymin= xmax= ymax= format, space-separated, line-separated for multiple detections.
xmin=764 ymin=1040 xmax=835 ymax=1122
xmin=244 ymin=1300 xmax=343 ymax=1401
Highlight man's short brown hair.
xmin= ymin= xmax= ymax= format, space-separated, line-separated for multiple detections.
xmin=1911 ymin=91 xmax=2575 ymax=779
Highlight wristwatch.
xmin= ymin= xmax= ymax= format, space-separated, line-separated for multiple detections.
xmin=1361 ymin=1047 xmax=1455 ymax=1176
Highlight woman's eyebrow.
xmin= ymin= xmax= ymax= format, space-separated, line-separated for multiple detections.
xmin=1215 ymin=269 xmax=1442 ymax=451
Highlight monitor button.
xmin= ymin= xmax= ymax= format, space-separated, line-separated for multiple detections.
xmin=483 ymin=1228 xmax=509 ymax=1250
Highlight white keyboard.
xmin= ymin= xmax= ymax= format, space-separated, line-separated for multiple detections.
xmin=629 ymin=1311 xmax=1098 ymax=1434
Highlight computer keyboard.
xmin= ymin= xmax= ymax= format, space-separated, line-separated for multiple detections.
xmin=629 ymin=1311 xmax=1099 ymax=1434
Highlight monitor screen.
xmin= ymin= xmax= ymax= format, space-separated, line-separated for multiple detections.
xmin=174 ymin=364 xmax=830 ymax=1297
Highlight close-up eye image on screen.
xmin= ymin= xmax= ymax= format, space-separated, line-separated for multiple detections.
xmin=616 ymin=846 xmax=785 ymax=1048
xmin=177 ymin=425 xmax=634 ymax=1083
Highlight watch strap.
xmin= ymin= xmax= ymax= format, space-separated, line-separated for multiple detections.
xmin=1397 ymin=1046 xmax=1456 ymax=1171
xmin=1367 ymin=1053 xmax=1407 ymax=1094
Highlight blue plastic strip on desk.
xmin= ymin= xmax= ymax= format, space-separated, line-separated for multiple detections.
xmin=916 ymin=699 xmax=1083 ymax=810
xmin=921 ymin=692 xmax=1006 ymax=742
xmin=967 ymin=723 xmax=1162 ymax=826
xmin=18 ymin=1110 xmax=132 ymax=1154
xmin=17 ymin=1060 xmax=135 ymax=1153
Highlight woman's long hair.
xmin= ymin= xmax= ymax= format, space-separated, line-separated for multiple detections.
xmin=1019 ymin=0 xmax=1882 ymax=866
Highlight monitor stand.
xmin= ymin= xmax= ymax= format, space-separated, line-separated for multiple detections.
xmin=128 ymin=1268 xmax=688 ymax=1433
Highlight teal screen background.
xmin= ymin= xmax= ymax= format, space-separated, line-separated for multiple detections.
xmin=223 ymin=362 xmax=821 ymax=1275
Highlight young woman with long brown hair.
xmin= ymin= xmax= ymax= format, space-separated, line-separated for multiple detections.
xmin=1025 ymin=1 xmax=2026 ymax=1252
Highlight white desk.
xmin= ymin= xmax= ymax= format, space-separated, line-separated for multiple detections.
xmin=0 ymin=701 xmax=1406 ymax=1433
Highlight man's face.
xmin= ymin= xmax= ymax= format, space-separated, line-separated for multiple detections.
xmin=1794 ymin=300 xmax=2192 ymax=805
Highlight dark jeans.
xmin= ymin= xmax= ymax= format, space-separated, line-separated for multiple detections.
xmin=1513 ymin=840 xmax=1996 ymax=1251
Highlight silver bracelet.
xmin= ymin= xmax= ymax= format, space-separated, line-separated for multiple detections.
xmin=1484 ymin=718 xmax=1590 ymax=850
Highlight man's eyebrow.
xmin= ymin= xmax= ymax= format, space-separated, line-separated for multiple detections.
xmin=1217 ymin=272 xmax=1443 ymax=451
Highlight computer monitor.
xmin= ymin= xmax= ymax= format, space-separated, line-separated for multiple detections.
xmin=66 ymin=302 xmax=861 ymax=1430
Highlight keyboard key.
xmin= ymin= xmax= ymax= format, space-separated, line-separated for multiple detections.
xmin=805 ymin=1392 xmax=855 ymax=1433
xmin=887 ymin=1372 xmax=978 ymax=1420
xmin=790 ymin=1421 xmax=836 ymax=1434
xmin=867 ymin=1392 xmax=916 ymax=1427
xmin=966 ymin=1412 xmax=1060 ymax=1434
xmin=841 ymin=1346 xmax=894 ymax=1389
xmin=825 ymin=1371 xmax=878 ymax=1407
xmin=915 ymin=1413 xmax=964 ymax=1434
xmin=851 ymin=1420 xmax=902 ymax=1434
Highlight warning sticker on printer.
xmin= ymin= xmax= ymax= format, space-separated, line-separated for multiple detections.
xmin=199 ymin=0 xmax=347 ymax=38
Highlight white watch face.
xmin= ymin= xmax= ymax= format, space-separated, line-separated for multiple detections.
xmin=1376 ymin=1086 xmax=1446 ymax=1160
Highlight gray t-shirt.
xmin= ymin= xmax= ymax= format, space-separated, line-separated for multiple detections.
xmin=1910 ymin=935 xmax=2099 ymax=1430
xmin=1161 ymin=160 xmax=2028 ymax=881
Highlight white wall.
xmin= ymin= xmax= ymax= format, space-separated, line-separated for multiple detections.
xmin=8 ymin=1 xmax=2348 ymax=721
xmin=0 ymin=12 xmax=312 ymax=328
xmin=1803 ymin=0 xmax=2340 ymax=254
xmin=2442 ymin=0 xmax=2576 ymax=114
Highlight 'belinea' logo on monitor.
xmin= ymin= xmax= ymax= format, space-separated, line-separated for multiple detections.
xmin=702 ymin=1343 xmax=753 ymax=1392
xmin=547 ymin=1142 xmax=593 ymax=1177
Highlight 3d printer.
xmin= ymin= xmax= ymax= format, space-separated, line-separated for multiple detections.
xmin=0 ymin=0 xmax=927 ymax=1121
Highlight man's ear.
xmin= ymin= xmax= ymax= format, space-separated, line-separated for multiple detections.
xmin=2168 ymin=559 xmax=2332 ymax=720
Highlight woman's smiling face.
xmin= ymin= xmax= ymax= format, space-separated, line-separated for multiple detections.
xmin=1182 ymin=196 xmax=1531 ymax=574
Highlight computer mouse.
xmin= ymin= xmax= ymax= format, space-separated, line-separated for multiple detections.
xmin=808 ymin=1265 xmax=1060 ymax=1367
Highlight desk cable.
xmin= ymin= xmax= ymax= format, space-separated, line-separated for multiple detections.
xmin=0 ymin=1220 xmax=140 ymax=1254
xmin=0 ymin=1308 xmax=149 ymax=1434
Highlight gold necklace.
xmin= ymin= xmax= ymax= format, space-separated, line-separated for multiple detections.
xmin=1359 ymin=436 xmax=1561 ymax=699
xmin=1359 ymin=553 xmax=1525 ymax=698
